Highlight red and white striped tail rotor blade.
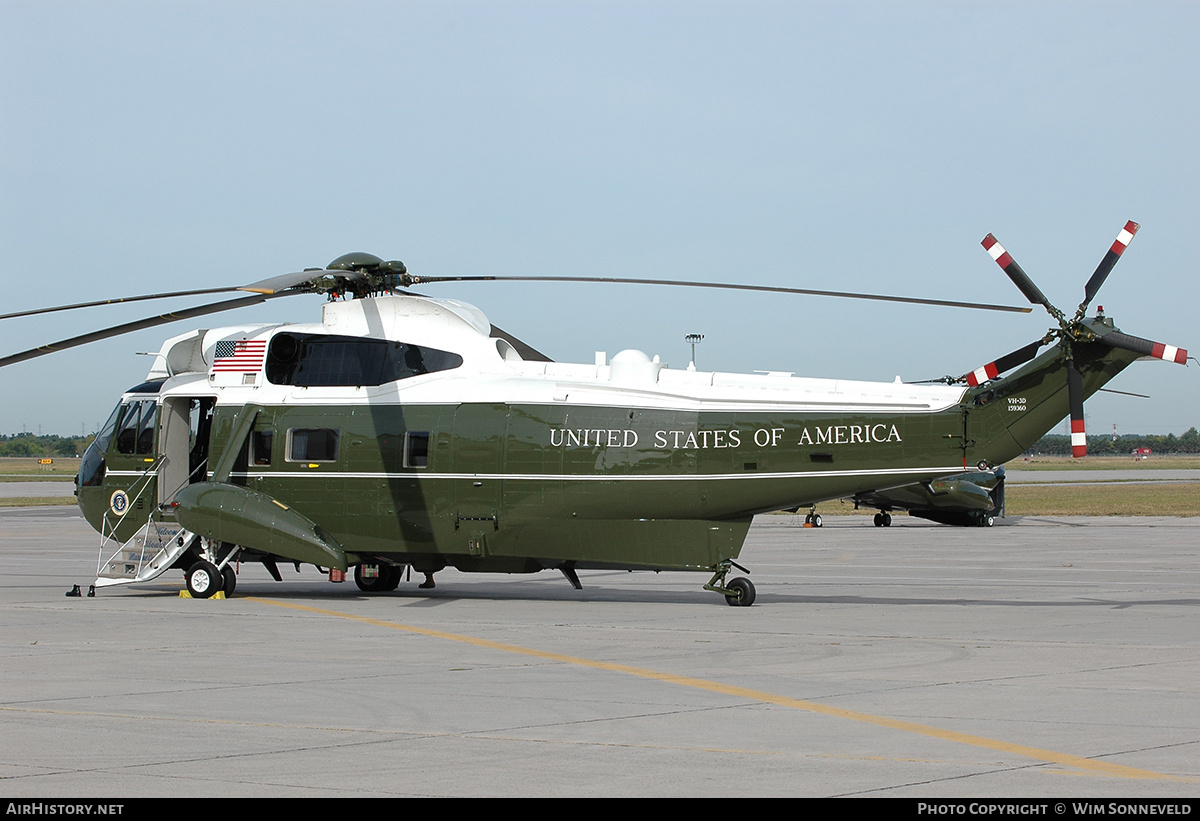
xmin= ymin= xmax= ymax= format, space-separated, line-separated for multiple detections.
xmin=963 ymin=340 xmax=1044 ymax=386
xmin=1101 ymin=331 xmax=1189 ymax=364
xmin=1067 ymin=361 xmax=1087 ymax=458
xmin=1081 ymin=220 xmax=1139 ymax=310
xmin=965 ymin=362 xmax=999 ymax=387
xmin=982 ymin=234 xmax=1053 ymax=309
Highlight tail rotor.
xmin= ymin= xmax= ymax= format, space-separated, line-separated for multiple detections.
xmin=959 ymin=221 xmax=1187 ymax=456
xmin=1078 ymin=221 xmax=1139 ymax=319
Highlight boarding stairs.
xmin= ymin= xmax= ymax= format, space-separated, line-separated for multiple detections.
xmin=94 ymin=459 xmax=199 ymax=588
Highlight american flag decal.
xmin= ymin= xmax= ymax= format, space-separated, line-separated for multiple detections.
xmin=213 ymin=339 xmax=267 ymax=372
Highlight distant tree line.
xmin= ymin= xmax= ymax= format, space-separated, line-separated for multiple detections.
xmin=1026 ymin=427 xmax=1200 ymax=456
xmin=0 ymin=433 xmax=91 ymax=457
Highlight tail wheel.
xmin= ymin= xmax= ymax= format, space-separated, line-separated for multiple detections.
xmin=724 ymin=577 xmax=756 ymax=607
xmin=186 ymin=560 xmax=223 ymax=599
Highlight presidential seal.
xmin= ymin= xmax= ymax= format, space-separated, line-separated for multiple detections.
xmin=109 ymin=489 xmax=130 ymax=516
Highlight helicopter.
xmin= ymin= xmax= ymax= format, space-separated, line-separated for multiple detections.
xmin=846 ymin=465 xmax=1006 ymax=528
xmin=0 ymin=221 xmax=1187 ymax=605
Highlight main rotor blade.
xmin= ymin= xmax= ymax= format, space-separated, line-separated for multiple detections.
xmin=1098 ymin=387 xmax=1150 ymax=398
xmin=1067 ymin=359 xmax=1087 ymax=458
xmin=1100 ymin=331 xmax=1188 ymax=364
xmin=0 ymin=293 xmax=292 ymax=369
xmin=0 ymin=288 xmax=235 ymax=321
xmin=1081 ymin=220 xmax=1139 ymax=311
xmin=0 ymin=268 xmax=349 ymax=322
xmin=239 ymin=268 xmax=365 ymax=295
xmin=981 ymin=234 xmax=1053 ymax=309
xmin=962 ymin=339 xmax=1045 ymax=385
xmin=410 ymin=275 xmax=1032 ymax=314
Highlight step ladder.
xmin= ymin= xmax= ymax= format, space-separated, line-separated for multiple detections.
xmin=94 ymin=507 xmax=197 ymax=588
xmin=94 ymin=458 xmax=199 ymax=589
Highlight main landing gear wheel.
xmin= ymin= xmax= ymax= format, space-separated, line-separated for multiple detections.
xmin=804 ymin=512 xmax=823 ymax=527
xmin=382 ymin=565 xmax=403 ymax=591
xmin=873 ymin=512 xmax=892 ymax=527
xmin=221 ymin=565 xmax=237 ymax=597
xmin=724 ymin=577 xmax=756 ymax=607
xmin=186 ymin=560 xmax=223 ymax=599
xmin=354 ymin=563 xmax=400 ymax=593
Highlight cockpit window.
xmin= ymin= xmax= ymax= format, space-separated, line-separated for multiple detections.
xmin=265 ymin=333 xmax=463 ymax=387
xmin=78 ymin=403 xmax=122 ymax=486
xmin=115 ymin=400 xmax=157 ymax=455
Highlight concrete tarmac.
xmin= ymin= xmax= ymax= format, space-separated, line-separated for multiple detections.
xmin=1 ymin=506 xmax=1198 ymax=797
xmin=0 ymin=481 xmax=76 ymax=497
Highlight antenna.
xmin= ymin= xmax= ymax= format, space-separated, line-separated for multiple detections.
xmin=685 ymin=333 xmax=704 ymax=371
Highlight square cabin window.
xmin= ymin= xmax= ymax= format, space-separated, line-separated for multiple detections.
xmin=287 ymin=428 xmax=339 ymax=463
xmin=251 ymin=430 xmax=274 ymax=466
xmin=403 ymin=432 xmax=430 ymax=468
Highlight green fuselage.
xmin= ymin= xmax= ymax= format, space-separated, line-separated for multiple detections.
xmin=76 ymin=332 xmax=1139 ymax=576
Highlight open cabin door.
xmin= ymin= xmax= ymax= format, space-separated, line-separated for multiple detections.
xmin=95 ymin=395 xmax=213 ymax=589
xmin=157 ymin=396 xmax=215 ymax=504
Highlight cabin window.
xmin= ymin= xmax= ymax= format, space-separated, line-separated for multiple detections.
xmin=115 ymin=400 xmax=157 ymax=455
xmin=251 ymin=430 xmax=274 ymax=466
xmin=403 ymin=432 xmax=430 ymax=468
xmin=287 ymin=428 xmax=339 ymax=462
xmin=266 ymin=333 xmax=463 ymax=387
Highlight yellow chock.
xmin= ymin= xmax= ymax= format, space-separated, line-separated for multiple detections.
xmin=179 ymin=590 xmax=226 ymax=599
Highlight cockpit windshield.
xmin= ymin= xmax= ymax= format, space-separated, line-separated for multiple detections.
xmin=77 ymin=403 xmax=122 ymax=487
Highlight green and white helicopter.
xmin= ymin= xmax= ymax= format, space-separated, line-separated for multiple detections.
xmin=1 ymin=222 xmax=1187 ymax=605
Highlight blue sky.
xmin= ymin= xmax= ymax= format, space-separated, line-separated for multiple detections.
xmin=2 ymin=1 xmax=1197 ymax=436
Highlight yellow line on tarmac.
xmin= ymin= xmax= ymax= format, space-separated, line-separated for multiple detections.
xmin=251 ymin=597 xmax=1184 ymax=782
